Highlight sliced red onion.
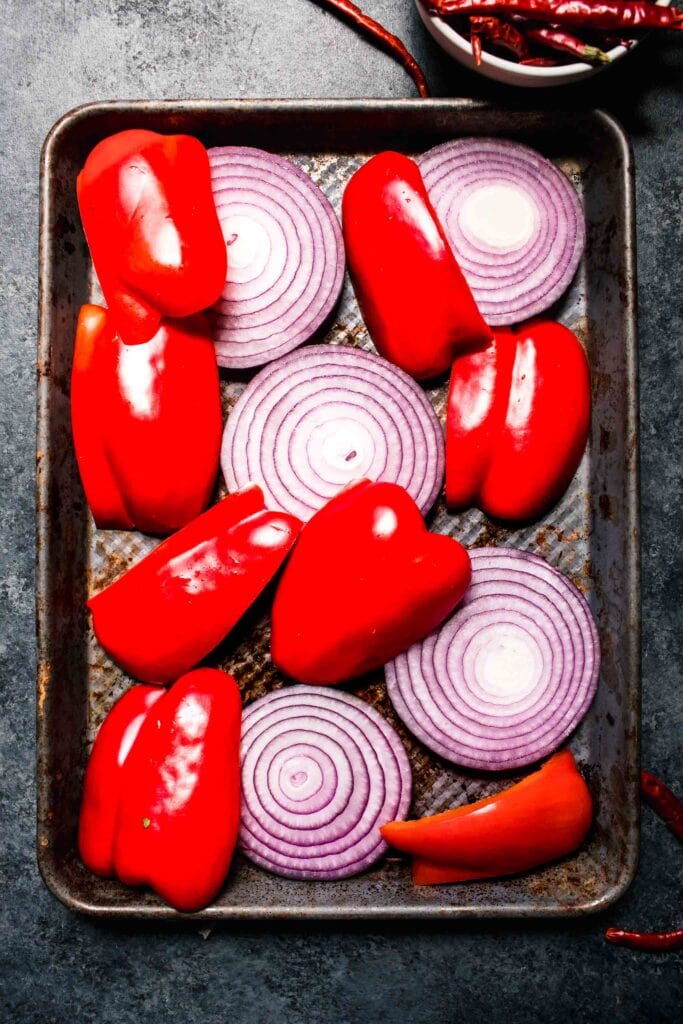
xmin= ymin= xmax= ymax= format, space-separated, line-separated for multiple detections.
xmin=208 ymin=147 xmax=345 ymax=368
xmin=222 ymin=344 xmax=444 ymax=521
xmin=386 ymin=548 xmax=599 ymax=771
xmin=417 ymin=138 xmax=585 ymax=325
xmin=239 ymin=687 xmax=412 ymax=880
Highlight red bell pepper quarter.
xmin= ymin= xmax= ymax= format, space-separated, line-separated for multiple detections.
xmin=79 ymin=669 xmax=242 ymax=912
xmin=271 ymin=480 xmax=472 ymax=684
xmin=78 ymin=684 xmax=164 ymax=878
xmin=77 ymin=130 xmax=227 ymax=345
xmin=88 ymin=486 xmax=301 ymax=684
xmin=71 ymin=304 xmax=222 ymax=533
xmin=446 ymin=319 xmax=591 ymax=522
xmin=342 ymin=151 xmax=492 ymax=380
xmin=381 ymin=750 xmax=592 ymax=884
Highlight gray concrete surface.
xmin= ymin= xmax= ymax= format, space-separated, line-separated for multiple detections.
xmin=0 ymin=2 xmax=681 ymax=1021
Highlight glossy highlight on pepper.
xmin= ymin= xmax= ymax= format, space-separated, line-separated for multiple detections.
xmin=77 ymin=130 xmax=227 ymax=344
xmin=79 ymin=669 xmax=242 ymax=912
xmin=78 ymin=684 xmax=164 ymax=878
xmin=88 ymin=486 xmax=301 ymax=684
xmin=271 ymin=479 xmax=472 ymax=684
xmin=71 ymin=304 xmax=222 ymax=533
xmin=446 ymin=319 xmax=591 ymax=521
xmin=342 ymin=151 xmax=492 ymax=380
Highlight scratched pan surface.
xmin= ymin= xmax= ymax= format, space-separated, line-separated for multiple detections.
xmin=36 ymin=100 xmax=639 ymax=919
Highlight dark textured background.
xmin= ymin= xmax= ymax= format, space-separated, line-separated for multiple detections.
xmin=1 ymin=2 xmax=681 ymax=1021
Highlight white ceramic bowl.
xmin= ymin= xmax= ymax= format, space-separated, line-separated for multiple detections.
xmin=415 ymin=0 xmax=633 ymax=87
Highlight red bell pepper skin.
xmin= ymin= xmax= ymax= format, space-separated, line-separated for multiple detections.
xmin=71 ymin=304 xmax=222 ymax=533
xmin=446 ymin=319 xmax=591 ymax=521
xmin=113 ymin=669 xmax=242 ymax=912
xmin=88 ymin=485 xmax=301 ymax=684
xmin=342 ymin=152 xmax=492 ymax=380
xmin=381 ymin=750 xmax=592 ymax=884
xmin=271 ymin=479 xmax=472 ymax=684
xmin=77 ymin=130 xmax=227 ymax=345
xmin=78 ymin=684 xmax=164 ymax=878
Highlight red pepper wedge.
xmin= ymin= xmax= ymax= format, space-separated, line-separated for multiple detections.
xmin=271 ymin=480 xmax=471 ymax=684
xmin=71 ymin=304 xmax=222 ymax=533
xmin=446 ymin=319 xmax=591 ymax=521
xmin=113 ymin=669 xmax=242 ymax=912
xmin=381 ymin=750 xmax=592 ymax=884
xmin=88 ymin=486 xmax=301 ymax=684
xmin=342 ymin=151 xmax=492 ymax=380
xmin=77 ymin=130 xmax=227 ymax=345
xmin=78 ymin=684 xmax=164 ymax=878
xmin=79 ymin=670 xmax=241 ymax=911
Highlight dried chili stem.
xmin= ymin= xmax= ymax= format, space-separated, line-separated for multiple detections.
xmin=526 ymin=26 xmax=612 ymax=61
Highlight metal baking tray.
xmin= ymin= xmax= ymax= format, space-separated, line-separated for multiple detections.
xmin=37 ymin=99 xmax=640 ymax=919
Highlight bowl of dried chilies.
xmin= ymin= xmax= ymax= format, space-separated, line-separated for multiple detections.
xmin=416 ymin=0 xmax=680 ymax=87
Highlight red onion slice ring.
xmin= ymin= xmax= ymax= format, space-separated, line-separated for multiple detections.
xmin=385 ymin=548 xmax=599 ymax=771
xmin=208 ymin=147 xmax=345 ymax=368
xmin=417 ymin=138 xmax=585 ymax=326
xmin=222 ymin=344 xmax=445 ymax=521
xmin=239 ymin=687 xmax=412 ymax=879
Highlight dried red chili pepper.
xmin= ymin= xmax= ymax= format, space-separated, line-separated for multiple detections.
xmin=470 ymin=15 xmax=530 ymax=58
xmin=641 ymin=771 xmax=683 ymax=842
xmin=431 ymin=0 xmax=683 ymax=31
xmin=526 ymin=26 xmax=612 ymax=61
xmin=471 ymin=29 xmax=484 ymax=62
xmin=604 ymin=771 xmax=683 ymax=953
xmin=312 ymin=0 xmax=430 ymax=96
xmin=605 ymin=929 xmax=683 ymax=952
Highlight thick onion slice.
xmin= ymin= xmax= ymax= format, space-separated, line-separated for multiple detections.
xmin=222 ymin=344 xmax=445 ymax=521
xmin=417 ymin=138 xmax=585 ymax=326
xmin=386 ymin=548 xmax=599 ymax=771
xmin=208 ymin=147 xmax=345 ymax=368
xmin=239 ymin=687 xmax=412 ymax=880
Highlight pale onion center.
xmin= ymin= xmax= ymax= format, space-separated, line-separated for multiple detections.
xmin=223 ymin=214 xmax=270 ymax=273
xmin=474 ymin=630 xmax=539 ymax=699
xmin=460 ymin=184 xmax=536 ymax=250
xmin=318 ymin=419 xmax=372 ymax=472
xmin=279 ymin=755 xmax=323 ymax=801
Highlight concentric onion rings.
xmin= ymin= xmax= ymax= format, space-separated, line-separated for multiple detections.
xmin=208 ymin=147 xmax=345 ymax=368
xmin=239 ymin=687 xmax=412 ymax=879
xmin=221 ymin=344 xmax=445 ymax=521
xmin=417 ymin=138 xmax=585 ymax=325
xmin=386 ymin=548 xmax=600 ymax=771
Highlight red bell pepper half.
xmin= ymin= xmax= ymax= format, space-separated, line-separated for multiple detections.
xmin=77 ymin=129 xmax=227 ymax=345
xmin=78 ymin=683 xmax=164 ymax=878
xmin=342 ymin=151 xmax=492 ymax=380
xmin=446 ymin=319 xmax=591 ymax=521
xmin=381 ymin=750 xmax=592 ymax=884
xmin=89 ymin=486 xmax=301 ymax=684
xmin=79 ymin=669 xmax=242 ymax=912
xmin=71 ymin=304 xmax=222 ymax=534
xmin=271 ymin=480 xmax=472 ymax=684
